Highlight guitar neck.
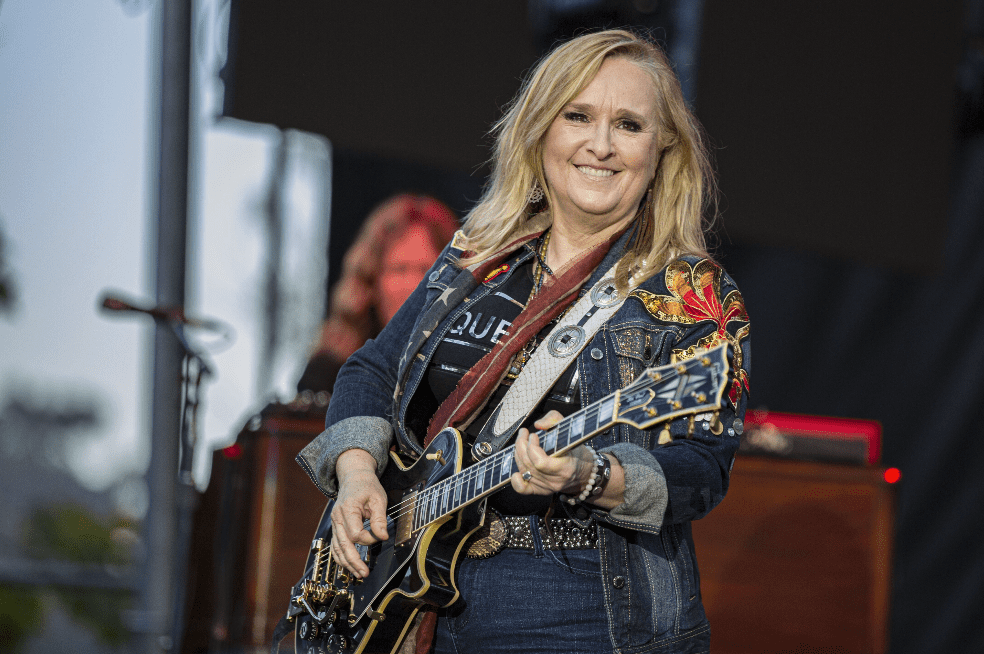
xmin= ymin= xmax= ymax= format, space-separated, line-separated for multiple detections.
xmin=411 ymin=393 xmax=620 ymax=531
xmin=408 ymin=343 xmax=728 ymax=533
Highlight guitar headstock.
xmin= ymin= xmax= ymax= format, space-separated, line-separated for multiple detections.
xmin=615 ymin=343 xmax=730 ymax=430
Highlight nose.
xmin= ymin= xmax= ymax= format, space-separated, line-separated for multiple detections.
xmin=586 ymin=121 xmax=614 ymax=159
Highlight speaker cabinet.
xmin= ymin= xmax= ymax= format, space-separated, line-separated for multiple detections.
xmin=182 ymin=402 xmax=329 ymax=653
xmin=693 ymin=457 xmax=896 ymax=654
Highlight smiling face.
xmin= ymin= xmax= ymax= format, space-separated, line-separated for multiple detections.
xmin=541 ymin=57 xmax=661 ymax=234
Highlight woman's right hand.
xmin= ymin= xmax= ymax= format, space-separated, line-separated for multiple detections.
xmin=330 ymin=449 xmax=389 ymax=578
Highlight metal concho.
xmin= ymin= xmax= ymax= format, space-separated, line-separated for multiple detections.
xmin=548 ymin=325 xmax=586 ymax=358
xmin=591 ymin=278 xmax=621 ymax=308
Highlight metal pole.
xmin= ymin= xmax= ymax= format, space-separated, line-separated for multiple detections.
xmin=138 ymin=1 xmax=193 ymax=652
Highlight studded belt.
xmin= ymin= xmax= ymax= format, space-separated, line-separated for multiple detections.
xmin=466 ymin=512 xmax=598 ymax=558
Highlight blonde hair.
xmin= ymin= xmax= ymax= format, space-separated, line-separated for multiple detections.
xmin=462 ymin=29 xmax=716 ymax=285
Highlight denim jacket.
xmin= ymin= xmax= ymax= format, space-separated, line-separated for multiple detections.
xmin=298 ymin=227 xmax=751 ymax=653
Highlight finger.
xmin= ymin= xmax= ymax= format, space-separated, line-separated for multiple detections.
xmin=334 ymin=523 xmax=366 ymax=577
xmin=330 ymin=507 xmax=367 ymax=577
xmin=533 ymin=410 xmax=564 ymax=430
xmin=367 ymin=494 xmax=390 ymax=542
xmin=514 ymin=427 xmax=532 ymax=467
xmin=510 ymin=470 xmax=531 ymax=494
xmin=524 ymin=430 xmax=552 ymax=468
xmin=342 ymin=504 xmax=378 ymax=576
xmin=343 ymin=504 xmax=371 ymax=547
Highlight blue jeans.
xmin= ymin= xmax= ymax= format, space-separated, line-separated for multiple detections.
xmin=433 ymin=546 xmax=613 ymax=654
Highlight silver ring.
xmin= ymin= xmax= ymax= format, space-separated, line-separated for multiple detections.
xmin=521 ymin=470 xmax=533 ymax=482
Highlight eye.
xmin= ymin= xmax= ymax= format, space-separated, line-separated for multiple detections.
xmin=563 ymin=110 xmax=589 ymax=123
xmin=617 ymin=119 xmax=643 ymax=132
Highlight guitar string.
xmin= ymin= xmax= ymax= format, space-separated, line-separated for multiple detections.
xmin=380 ymin=401 xmax=615 ymax=530
xmin=396 ymin=399 xmax=603 ymax=515
xmin=378 ymin=373 xmax=685 ymax=530
xmin=377 ymin=398 xmax=606 ymax=523
xmin=367 ymin=358 xmax=708 ymax=532
xmin=376 ymin=367 xmax=693 ymax=531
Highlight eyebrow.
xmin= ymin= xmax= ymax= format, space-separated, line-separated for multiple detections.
xmin=563 ymin=102 xmax=652 ymax=126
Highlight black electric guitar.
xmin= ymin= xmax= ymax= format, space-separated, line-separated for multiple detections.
xmin=287 ymin=344 xmax=730 ymax=654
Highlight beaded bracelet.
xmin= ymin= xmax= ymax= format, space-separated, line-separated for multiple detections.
xmin=566 ymin=447 xmax=612 ymax=505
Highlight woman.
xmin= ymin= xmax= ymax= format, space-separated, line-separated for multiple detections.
xmin=298 ymin=29 xmax=751 ymax=654
xmin=296 ymin=194 xmax=459 ymax=394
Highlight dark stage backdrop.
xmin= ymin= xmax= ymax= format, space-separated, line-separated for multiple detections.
xmin=222 ymin=0 xmax=537 ymax=172
xmin=698 ymin=0 xmax=962 ymax=271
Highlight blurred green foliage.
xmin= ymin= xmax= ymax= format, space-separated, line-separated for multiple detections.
xmin=0 ymin=587 xmax=43 ymax=654
xmin=0 ymin=505 xmax=137 ymax=651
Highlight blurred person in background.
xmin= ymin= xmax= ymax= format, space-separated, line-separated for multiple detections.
xmin=296 ymin=194 xmax=459 ymax=394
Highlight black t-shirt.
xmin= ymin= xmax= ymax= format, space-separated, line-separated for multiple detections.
xmin=425 ymin=257 xmax=581 ymax=515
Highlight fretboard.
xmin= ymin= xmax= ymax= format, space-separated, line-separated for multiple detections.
xmin=410 ymin=393 xmax=620 ymax=531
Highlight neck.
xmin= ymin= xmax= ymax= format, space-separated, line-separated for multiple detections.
xmin=545 ymin=212 xmax=635 ymax=272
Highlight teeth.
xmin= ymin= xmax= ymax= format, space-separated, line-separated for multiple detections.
xmin=577 ymin=166 xmax=614 ymax=178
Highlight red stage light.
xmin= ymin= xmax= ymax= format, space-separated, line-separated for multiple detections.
xmin=883 ymin=468 xmax=901 ymax=484
xmin=222 ymin=442 xmax=243 ymax=460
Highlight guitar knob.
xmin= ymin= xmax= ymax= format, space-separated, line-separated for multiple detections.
xmin=299 ymin=620 xmax=320 ymax=640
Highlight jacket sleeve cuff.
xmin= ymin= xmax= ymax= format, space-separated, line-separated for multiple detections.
xmin=296 ymin=416 xmax=393 ymax=497
xmin=597 ymin=442 xmax=669 ymax=531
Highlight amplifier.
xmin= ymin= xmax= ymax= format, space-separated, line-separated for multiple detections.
xmin=182 ymin=395 xmax=331 ymax=654
xmin=740 ymin=410 xmax=882 ymax=466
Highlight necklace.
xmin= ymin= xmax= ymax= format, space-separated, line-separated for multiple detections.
xmin=531 ymin=229 xmax=552 ymax=298
xmin=507 ymin=230 xmax=562 ymax=381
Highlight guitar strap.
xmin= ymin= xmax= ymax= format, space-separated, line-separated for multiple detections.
xmin=472 ymin=260 xmax=638 ymax=457
xmin=270 ymin=613 xmax=292 ymax=654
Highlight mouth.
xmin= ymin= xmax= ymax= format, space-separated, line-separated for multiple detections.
xmin=576 ymin=165 xmax=616 ymax=178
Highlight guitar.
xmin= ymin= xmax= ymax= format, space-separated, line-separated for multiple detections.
xmin=287 ymin=343 xmax=730 ymax=654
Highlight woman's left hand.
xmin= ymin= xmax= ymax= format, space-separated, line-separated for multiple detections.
xmin=510 ymin=410 xmax=596 ymax=496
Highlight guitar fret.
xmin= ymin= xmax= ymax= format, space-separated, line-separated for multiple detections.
xmin=599 ymin=396 xmax=615 ymax=425
xmin=583 ymin=408 xmax=597 ymax=436
xmin=557 ymin=420 xmax=572 ymax=451
xmin=499 ymin=450 xmax=514 ymax=481
xmin=475 ymin=462 xmax=486 ymax=492
xmin=441 ymin=482 xmax=450 ymax=516
xmin=465 ymin=469 xmax=476 ymax=504
xmin=453 ymin=476 xmax=462 ymax=506
xmin=542 ymin=429 xmax=558 ymax=453
xmin=571 ymin=413 xmax=584 ymax=441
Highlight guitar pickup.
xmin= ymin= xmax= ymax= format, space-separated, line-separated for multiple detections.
xmin=395 ymin=491 xmax=418 ymax=544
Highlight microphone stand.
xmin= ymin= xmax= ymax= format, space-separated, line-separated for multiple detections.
xmin=169 ymin=321 xmax=211 ymax=654
xmin=100 ymin=293 xmax=220 ymax=653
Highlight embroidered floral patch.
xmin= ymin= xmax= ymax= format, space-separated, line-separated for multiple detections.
xmin=630 ymin=259 xmax=751 ymax=407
